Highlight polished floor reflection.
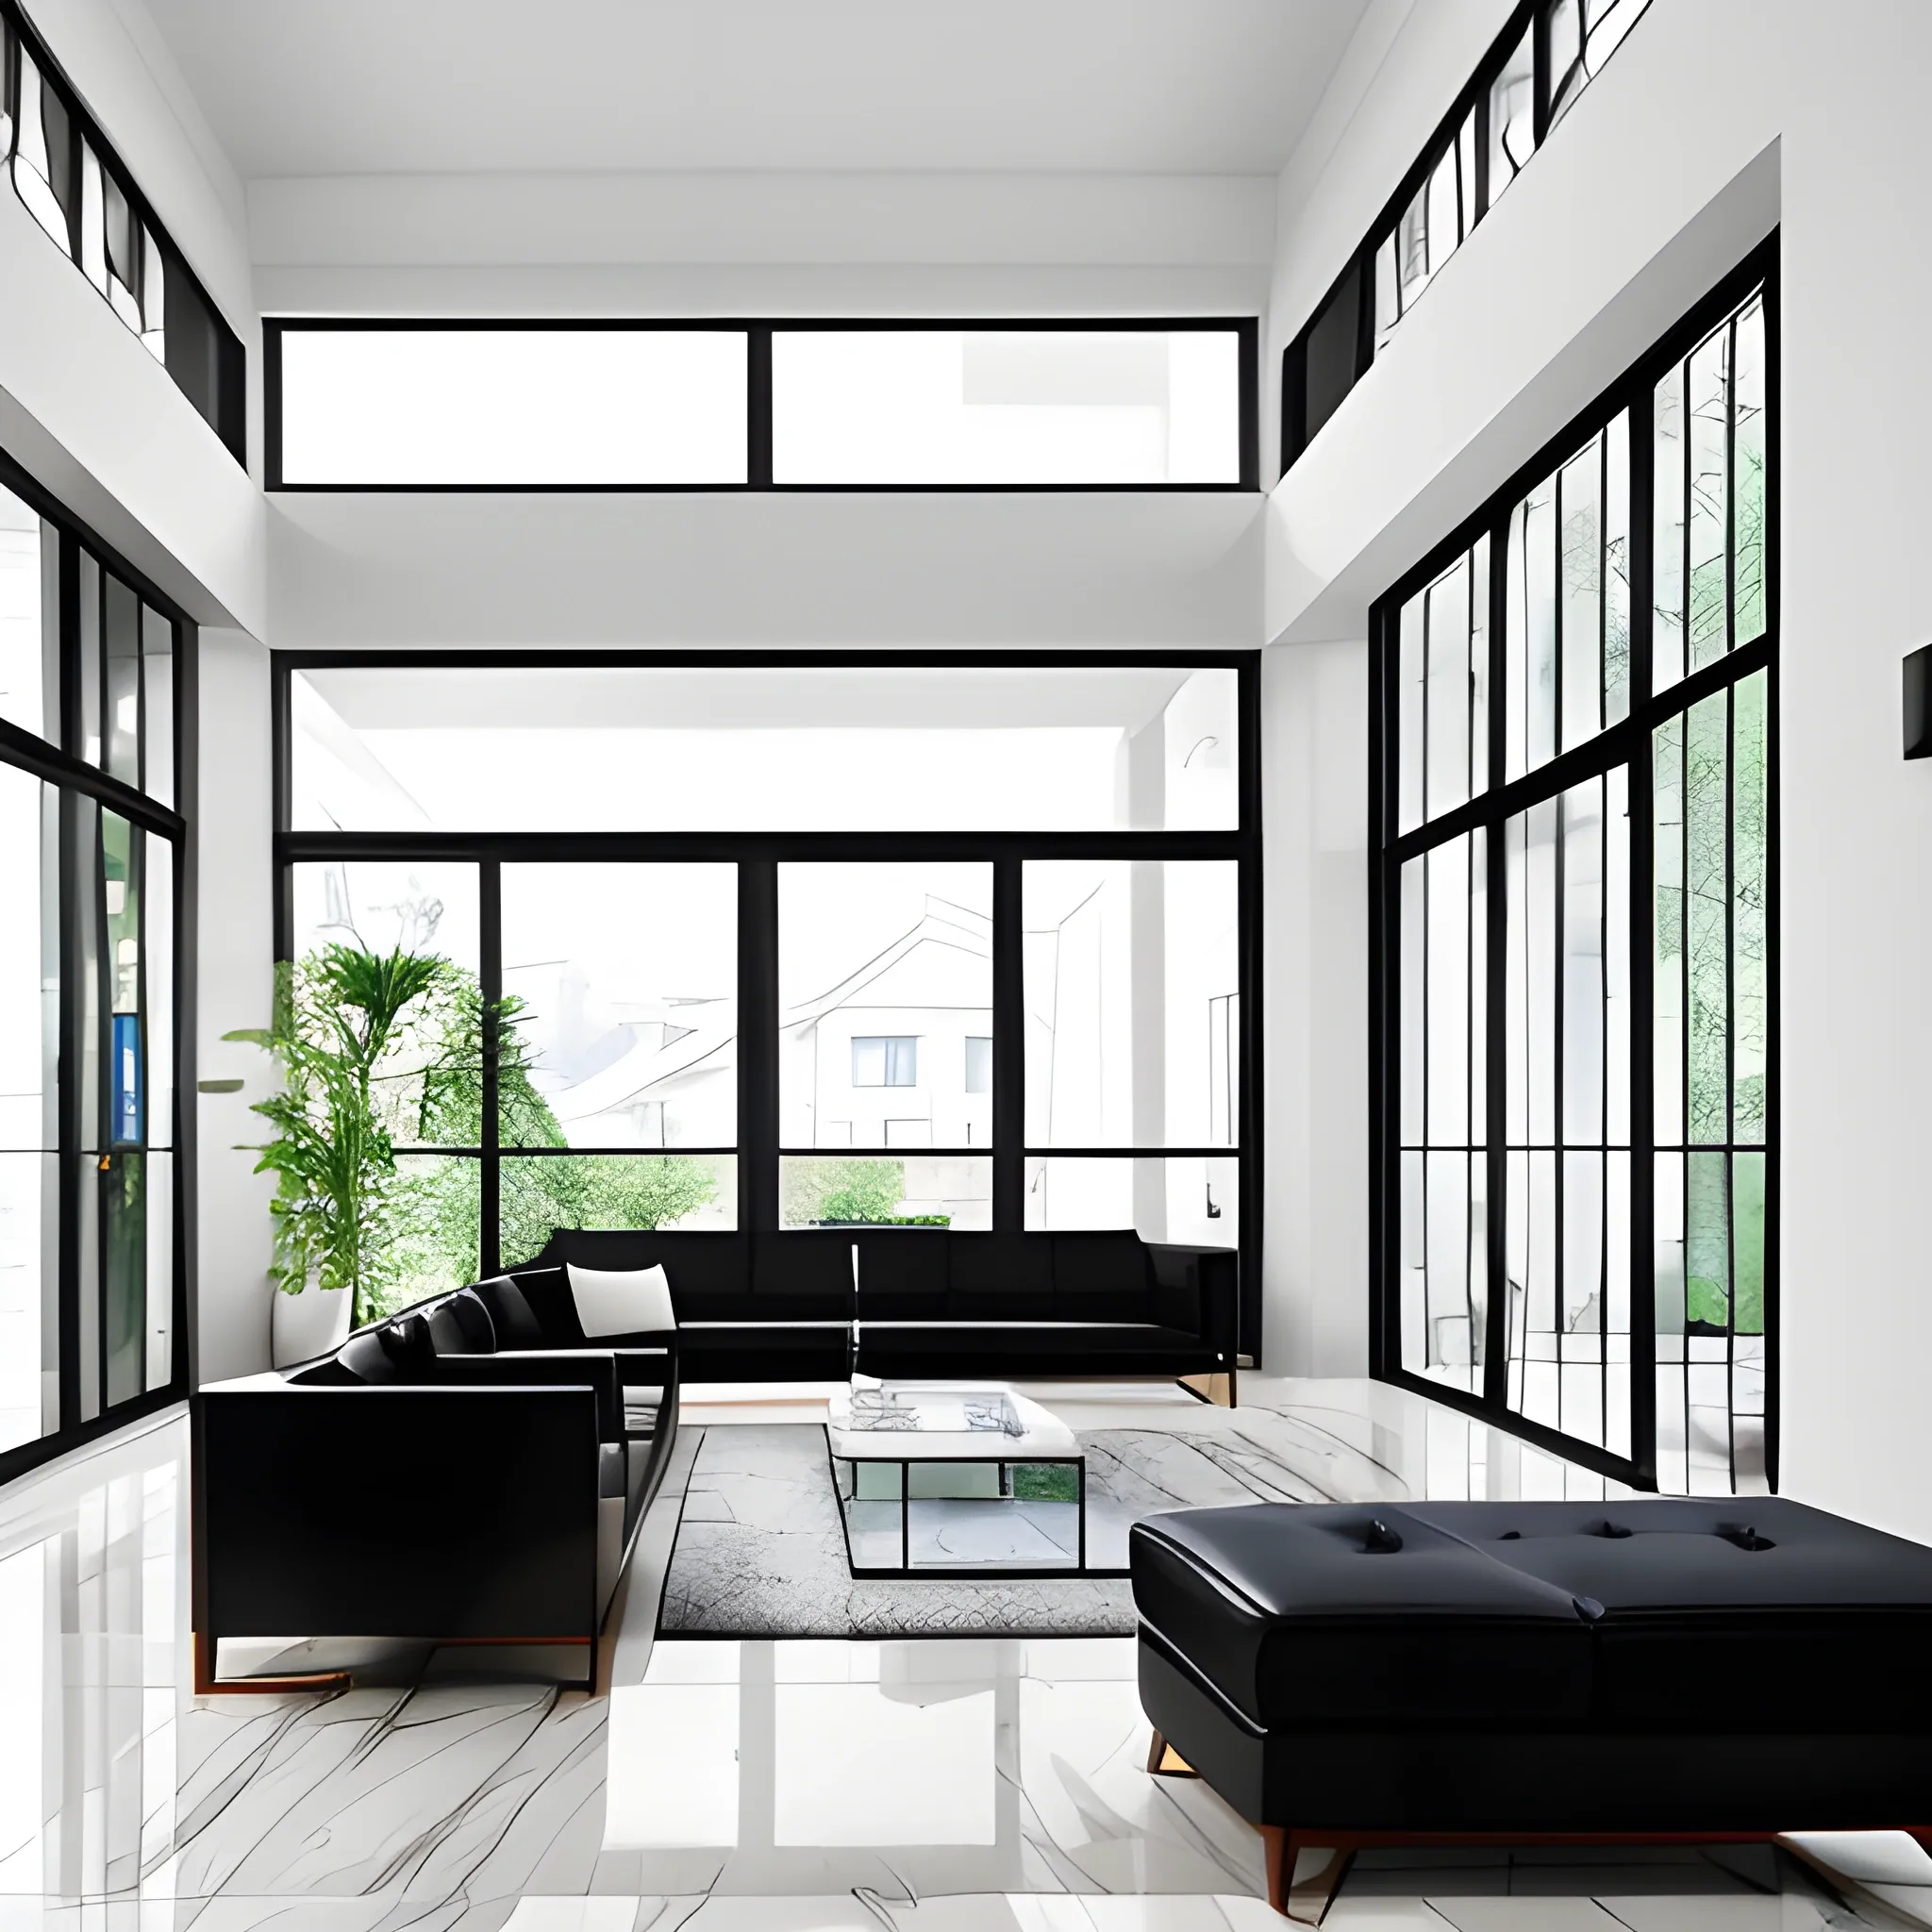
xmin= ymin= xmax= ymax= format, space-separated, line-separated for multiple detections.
xmin=0 ymin=1381 xmax=1927 ymax=1932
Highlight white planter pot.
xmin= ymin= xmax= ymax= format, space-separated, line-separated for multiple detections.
xmin=272 ymin=1280 xmax=353 ymax=1367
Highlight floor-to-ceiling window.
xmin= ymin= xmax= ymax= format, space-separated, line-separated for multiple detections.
xmin=274 ymin=655 xmax=1260 ymax=1348
xmin=1372 ymin=242 xmax=1775 ymax=1492
xmin=0 ymin=452 xmax=192 ymax=1483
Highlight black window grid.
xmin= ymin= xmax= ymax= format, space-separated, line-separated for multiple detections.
xmin=0 ymin=0 xmax=245 ymax=463
xmin=1279 ymin=0 xmax=1653 ymax=478
xmin=261 ymin=318 xmax=1261 ymax=493
xmin=1368 ymin=240 xmax=1778 ymax=1493
xmin=271 ymin=649 xmax=1265 ymax=1354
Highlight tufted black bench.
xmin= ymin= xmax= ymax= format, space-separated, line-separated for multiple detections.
xmin=1131 ymin=1498 xmax=1932 ymax=1920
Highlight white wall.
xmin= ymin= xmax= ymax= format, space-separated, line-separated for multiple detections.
xmin=1259 ymin=639 xmax=1367 ymax=1374
xmin=192 ymin=629 xmax=274 ymax=1384
xmin=1254 ymin=0 xmax=1932 ymax=1538
xmin=269 ymin=491 xmax=1263 ymax=650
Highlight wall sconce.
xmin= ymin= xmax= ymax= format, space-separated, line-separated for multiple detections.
xmin=1905 ymin=643 xmax=1932 ymax=758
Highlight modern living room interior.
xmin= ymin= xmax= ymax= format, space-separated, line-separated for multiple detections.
xmin=3 ymin=0 xmax=1929 ymax=1926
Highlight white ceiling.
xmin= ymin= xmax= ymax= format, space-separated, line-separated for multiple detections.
xmin=139 ymin=0 xmax=1369 ymax=178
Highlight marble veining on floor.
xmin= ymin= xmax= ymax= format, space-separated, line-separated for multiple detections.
xmin=1 ymin=1379 xmax=1928 ymax=1932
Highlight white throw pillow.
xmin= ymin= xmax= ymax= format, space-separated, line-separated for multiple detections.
xmin=567 ymin=1261 xmax=675 ymax=1339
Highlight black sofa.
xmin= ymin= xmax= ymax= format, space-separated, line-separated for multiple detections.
xmin=196 ymin=1265 xmax=678 ymax=1691
xmin=1132 ymin=1497 xmax=1932 ymax=1921
xmin=519 ymin=1225 xmax=1238 ymax=1385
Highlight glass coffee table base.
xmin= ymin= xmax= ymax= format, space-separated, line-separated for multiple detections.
xmin=830 ymin=1453 xmax=1101 ymax=1577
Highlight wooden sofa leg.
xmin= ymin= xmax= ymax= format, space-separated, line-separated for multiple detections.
xmin=1144 ymin=1729 xmax=1199 ymax=1776
xmin=1260 ymin=1826 xmax=1354 ymax=1925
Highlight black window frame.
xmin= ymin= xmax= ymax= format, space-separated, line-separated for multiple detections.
xmin=0 ymin=0 xmax=246 ymax=465
xmin=1367 ymin=237 xmax=1778 ymax=1491
xmin=271 ymin=647 xmax=1263 ymax=1354
xmin=1279 ymin=0 xmax=1651 ymax=479
xmin=0 ymin=437 xmax=196 ymax=1491
xmin=261 ymin=318 xmax=1261 ymax=494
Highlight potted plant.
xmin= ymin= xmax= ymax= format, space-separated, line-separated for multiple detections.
xmin=228 ymin=943 xmax=449 ymax=1363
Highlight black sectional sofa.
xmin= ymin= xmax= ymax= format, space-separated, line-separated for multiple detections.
xmin=197 ymin=1224 xmax=1229 ymax=1690
xmin=521 ymin=1225 xmax=1239 ymax=1384
xmin=196 ymin=1265 xmax=678 ymax=1691
xmin=1132 ymin=1497 xmax=1932 ymax=1921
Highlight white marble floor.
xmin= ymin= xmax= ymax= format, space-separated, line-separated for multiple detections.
xmin=0 ymin=1377 xmax=1925 ymax=1932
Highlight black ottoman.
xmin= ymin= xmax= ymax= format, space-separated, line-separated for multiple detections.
xmin=1131 ymin=1497 xmax=1932 ymax=1918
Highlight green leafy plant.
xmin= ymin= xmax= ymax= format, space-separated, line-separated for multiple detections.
xmin=233 ymin=941 xmax=725 ymax=1324
xmin=226 ymin=942 xmax=451 ymax=1327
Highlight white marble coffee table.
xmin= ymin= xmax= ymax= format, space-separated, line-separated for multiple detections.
xmin=824 ymin=1381 xmax=1090 ymax=1576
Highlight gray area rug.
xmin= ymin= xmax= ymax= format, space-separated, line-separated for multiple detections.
xmin=658 ymin=1413 xmax=1379 ymax=1638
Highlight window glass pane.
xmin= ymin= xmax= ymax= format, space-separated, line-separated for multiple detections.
xmin=501 ymin=1154 xmax=737 ymax=1266
xmin=1400 ymin=539 xmax=1489 ymax=832
xmin=1398 ymin=823 xmax=1488 ymax=1397
xmin=1487 ymin=25 xmax=1536 ymax=212
xmin=0 ymin=765 xmax=57 ymax=1452
xmin=275 ymin=327 xmax=750 ymax=486
xmin=1023 ymin=1156 xmax=1236 ymax=1251
xmin=963 ymin=1036 xmax=991 ymax=1097
xmin=0 ymin=486 xmax=58 ymax=744
xmin=75 ymin=1154 xmax=98 ymax=1422
xmin=1733 ymin=296 xmax=1768 ymax=648
xmin=0 ymin=765 xmax=56 ymax=1155
xmin=0 ymin=1152 xmax=58 ymax=1450
xmin=1552 ymin=0 xmax=1652 ymax=126
xmin=780 ymin=863 xmax=991 ymax=1152
xmin=144 ymin=1148 xmax=173 ymax=1391
xmin=145 ymin=837 xmax=173 ymax=1151
xmin=105 ymin=576 xmax=141 ymax=789
xmin=1374 ymin=234 xmax=1400 ymax=350
xmin=500 ymin=862 xmax=736 ymax=1151
xmin=1559 ymin=439 xmax=1603 ymax=749
xmin=102 ymin=1147 xmax=145 ymax=1408
xmin=1687 ymin=325 xmax=1731 ymax=675
xmin=1302 ymin=262 xmax=1361 ymax=450
xmin=291 ymin=663 xmax=1238 ymax=834
xmin=70 ymin=795 xmax=100 ymax=1152
xmin=1733 ymin=670 xmax=1768 ymax=1144
xmin=76 ymin=552 xmax=101 ymax=767
xmin=1653 ymin=360 xmax=1686 ymax=695
xmin=142 ymin=604 xmax=174 ymax=807
xmin=103 ymin=168 xmax=141 ymax=331
xmin=139 ymin=225 xmax=166 ymax=363
xmin=1024 ymin=859 xmax=1237 ymax=1149
xmin=389 ymin=1152 xmax=481 ymax=1314
xmin=781 ymin=1155 xmax=988 ymax=1230
xmin=102 ymin=812 xmax=143 ymax=1151
xmin=78 ymin=142 xmax=107 ymax=295
xmin=1506 ymin=478 xmax=1557 ymax=781
xmin=13 ymin=53 xmax=73 ymax=249
xmin=772 ymin=329 xmax=1241 ymax=485
xmin=1605 ymin=411 xmax=1631 ymax=724
xmin=288 ymin=860 xmax=481 ymax=1147
xmin=1684 ymin=690 xmax=1728 ymax=1144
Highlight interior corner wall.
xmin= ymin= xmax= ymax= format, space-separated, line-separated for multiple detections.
xmin=0 ymin=0 xmax=264 ymax=632
xmin=193 ymin=627 xmax=274 ymax=1384
xmin=1258 ymin=0 xmax=1932 ymax=1536
xmin=1774 ymin=0 xmax=1932 ymax=1545
xmin=1259 ymin=638 xmax=1367 ymax=1376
